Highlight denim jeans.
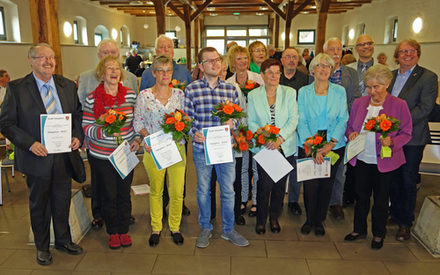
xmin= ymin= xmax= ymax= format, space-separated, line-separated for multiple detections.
xmin=193 ymin=149 xmax=236 ymax=233
xmin=287 ymin=155 xmax=301 ymax=203
xmin=329 ymin=162 xmax=347 ymax=206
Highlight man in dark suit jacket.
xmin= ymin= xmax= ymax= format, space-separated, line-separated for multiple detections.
xmin=0 ymin=43 xmax=84 ymax=265
xmin=388 ymin=39 xmax=438 ymax=241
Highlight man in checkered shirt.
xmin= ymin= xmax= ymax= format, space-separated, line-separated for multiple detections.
xmin=184 ymin=47 xmax=249 ymax=248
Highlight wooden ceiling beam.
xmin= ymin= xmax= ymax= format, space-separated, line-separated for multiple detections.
xmin=263 ymin=0 xmax=286 ymax=20
xmin=190 ymin=0 xmax=212 ymax=21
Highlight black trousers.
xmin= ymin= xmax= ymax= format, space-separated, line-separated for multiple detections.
xmin=343 ymin=164 xmax=357 ymax=203
xmin=89 ymin=155 xmax=133 ymax=235
xmin=302 ymin=147 xmax=344 ymax=226
xmin=211 ymin=157 xmax=242 ymax=219
xmin=256 ymin=153 xmax=293 ymax=226
xmin=26 ymin=154 xmax=72 ymax=251
xmin=353 ymin=160 xmax=393 ymax=238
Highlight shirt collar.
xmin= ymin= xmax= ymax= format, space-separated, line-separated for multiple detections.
xmin=398 ymin=65 xmax=416 ymax=77
xmin=33 ymin=72 xmax=55 ymax=92
xmin=358 ymin=59 xmax=374 ymax=69
xmin=201 ymin=76 xmax=222 ymax=89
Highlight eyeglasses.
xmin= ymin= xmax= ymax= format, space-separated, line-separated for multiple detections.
xmin=315 ymin=63 xmax=332 ymax=70
xmin=264 ymin=71 xmax=281 ymax=76
xmin=398 ymin=49 xmax=417 ymax=55
xmin=356 ymin=41 xmax=374 ymax=47
xmin=105 ymin=66 xmax=121 ymax=71
xmin=155 ymin=68 xmax=173 ymax=73
xmin=282 ymin=55 xmax=298 ymax=60
xmin=201 ymin=58 xmax=221 ymax=65
xmin=32 ymin=56 xmax=55 ymax=61
xmin=253 ymin=49 xmax=266 ymax=53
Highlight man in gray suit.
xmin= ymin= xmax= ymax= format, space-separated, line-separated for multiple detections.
xmin=388 ymin=39 xmax=438 ymax=241
xmin=347 ymin=34 xmax=375 ymax=96
xmin=77 ymin=39 xmax=138 ymax=228
xmin=324 ymin=37 xmax=362 ymax=220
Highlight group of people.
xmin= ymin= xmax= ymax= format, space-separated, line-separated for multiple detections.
xmin=0 ymin=33 xmax=437 ymax=266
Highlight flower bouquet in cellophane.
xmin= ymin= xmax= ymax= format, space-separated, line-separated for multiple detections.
xmin=254 ymin=124 xmax=280 ymax=147
xmin=364 ymin=113 xmax=401 ymax=158
xmin=161 ymin=109 xmax=193 ymax=142
xmin=169 ymin=79 xmax=187 ymax=91
xmin=211 ymin=100 xmax=246 ymax=123
xmin=96 ymin=108 xmax=127 ymax=144
xmin=240 ymin=80 xmax=260 ymax=97
xmin=304 ymin=133 xmax=327 ymax=158
xmin=232 ymin=125 xmax=254 ymax=153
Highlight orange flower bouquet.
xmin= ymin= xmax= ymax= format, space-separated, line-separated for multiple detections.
xmin=161 ymin=109 xmax=193 ymax=142
xmin=232 ymin=125 xmax=254 ymax=153
xmin=254 ymin=124 xmax=280 ymax=148
xmin=304 ymin=133 xmax=327 ymax=158
xmin=364 ymin=113 xmax=401 ymax=158
xmin=211 ymin=100 xmax=246 ymax=123
xmin=169 ymin=79 xmax=187 ymax=91
xmin=96 ymin=108 xmax=127 ymax=144
xmin=240 ymin=80 xmax=260 ymax=97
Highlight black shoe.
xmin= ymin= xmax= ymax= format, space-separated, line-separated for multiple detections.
xmin=248 ymin=205 xmax=257 ymax=217
xmin=344 ymin=233 xmax=367 ymax=241
xmin=371 ymin=238 xmax=384 ymax=249
xmin=182 ymin=204 xmax=191 ymax=216
xmin=55 ymin=242 xmax=83 ymax=255
xmin=92 ymin=218 xmax=104 ymax=229
xmin=235 ymin=215 xmax=246 ymax=225
xmin=82 ymin=184 xmax=92 ymax=198
xmin=342 ymin=199 xmax=355 ymax=208
xmin=36 ymin=250 xmax=52 ymax=266
xmin=256 ymin=224 xmax=266 ymax=235
xmin=170 ymin=231 xmax=184 ymax=246
xmin=270 ymin=219 xmax=281 ymax=233
xmin=315 ymin=225 xmax=326 ymax=236
xmin=329 ymin=205 xmax=345 ymax=220
xmin=288 ymin=202 xmax=302 ymax=215
xmin=301 ymin=224 xmax=312 ymax=235
xmin=240 ymin=202 xmax=247 ymax=215
xmin=149 ymin=233 xmax=161 ymax=247
xmin=129 ymin=216 xmax=136 ymax=225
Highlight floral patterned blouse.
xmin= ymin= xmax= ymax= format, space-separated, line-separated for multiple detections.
xmin=133 ymin=88 xmax=185 ymax=144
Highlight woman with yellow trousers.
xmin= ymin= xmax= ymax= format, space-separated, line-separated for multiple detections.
xmin=133 ymin=55 xmax=186 ymax=247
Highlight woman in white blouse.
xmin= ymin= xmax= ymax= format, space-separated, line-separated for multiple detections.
xmin=133 ymin=55 xmax=186 ymax=247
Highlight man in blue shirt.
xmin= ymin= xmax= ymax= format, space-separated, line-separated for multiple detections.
xmin=388 ymin=39 xmax=438 ymax=242
xmin=139 ymin=35 xmax=192 ymax=90
xmin=184 ymin=47 xmax=249 ymax=248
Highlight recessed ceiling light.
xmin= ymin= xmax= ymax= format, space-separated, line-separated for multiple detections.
xmin=301 ymin=11 xmax=309 ymax=14
xmin=256 ymin=12 xmax=265 ymax=16
xmin=207 ymin=7 xmax=215 ymax=11
xmin=310 ymin=5 xmax=316 ymax=9
xmin=259 ymin=6 xmax=268 ymax=11
xmin=209 ymin=13 xmax=218 ymax=16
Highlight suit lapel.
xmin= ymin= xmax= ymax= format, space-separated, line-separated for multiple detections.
xmin=395 ymin=65 xmax=423 ymax=99
xmin=387 ymin=70 xmax=398 ymax=94
xmin=26 ymin=74 xmax=47 ymax=114
xmin=53 ymin=75 xmax=70 ymax=113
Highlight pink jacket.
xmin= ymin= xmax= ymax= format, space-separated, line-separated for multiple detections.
xmin=346 ymin=94 xmax=412 ymax=172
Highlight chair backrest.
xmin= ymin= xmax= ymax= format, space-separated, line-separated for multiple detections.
xmin=429 ymin=122 xmax=440 ymax=144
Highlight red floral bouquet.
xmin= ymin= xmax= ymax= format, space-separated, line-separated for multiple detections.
xmin=169 ymin=79 xmax=187 ymax=91
xmin=161 ymin=109 xmax=193 ymax=141
xmin=211 ymin=100 xmax=246 ymax=123
xmin=232 ymin=125 xmax=254 ymax=153
xmin=96 ymin=109 xmax=127 ymax=144
xmin=364 ymin=113 xmax=401 ymax=158
xmin=240 ymin=80 xmax=260 ymax=97
xmin=254 ymin=124 xmax=280 ymax=148
xmin=304 ymin=133 xmax=327 ymax=158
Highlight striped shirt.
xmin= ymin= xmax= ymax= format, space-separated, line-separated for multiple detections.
xmin=184 ymin=77 xmax=239 ymax=152
xmin=82 ymin=88 xmax=139 ymax=160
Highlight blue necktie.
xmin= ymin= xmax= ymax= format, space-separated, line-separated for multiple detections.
xmin=43 ymin=84 xmax=58 ymax=114
xmin=359 ymin=64 xmax=367 ymax=96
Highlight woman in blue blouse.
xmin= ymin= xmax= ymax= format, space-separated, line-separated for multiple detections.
xmin=297 ymin=53 xmax=349 ymax=236
xmin=248 ymin=59 xmax=299 ymax=234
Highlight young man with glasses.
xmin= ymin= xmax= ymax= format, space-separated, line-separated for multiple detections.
xmin=184 ymin=47 xmax=249 ymax=248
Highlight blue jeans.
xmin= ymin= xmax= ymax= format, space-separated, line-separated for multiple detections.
xmin=390 ymin=145 xmax=425 ymax=227
xmin=288 ymin=155 xmax=301 ymax=203
xmin=329 ymin=162 xmax=347 ymax=206
xmin=193 ymin=150 xmax=236 ymax=233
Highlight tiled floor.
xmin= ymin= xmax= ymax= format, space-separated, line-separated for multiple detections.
xmin=1 ymin=150 xmax=440 ymax=274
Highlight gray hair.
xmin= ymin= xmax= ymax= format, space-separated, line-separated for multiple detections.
xmin=323 ymin=37 xmax=342 ymax=52
xmin=151 ymin=54 xmax=173 ymax=72
xmin=97 ymin=39 xmax=118 ymax=53
xmin=155 ymin=34 xmax=173 ymax=50
xmin=309 ymin=53 xmax=335 ymax=76
xmin=28 ymin=43 xmax=53 ymax=58
xmin=363 ymin=64 xmax=393 ymax=85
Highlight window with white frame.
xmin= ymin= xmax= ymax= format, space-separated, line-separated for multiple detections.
xmin=205 ymin=26 xmax=270 ymax=54
xmin=73 ymin=20 xmax=79 ymax=44
xmin=0 ymin=7 xmax=6 ymax=40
